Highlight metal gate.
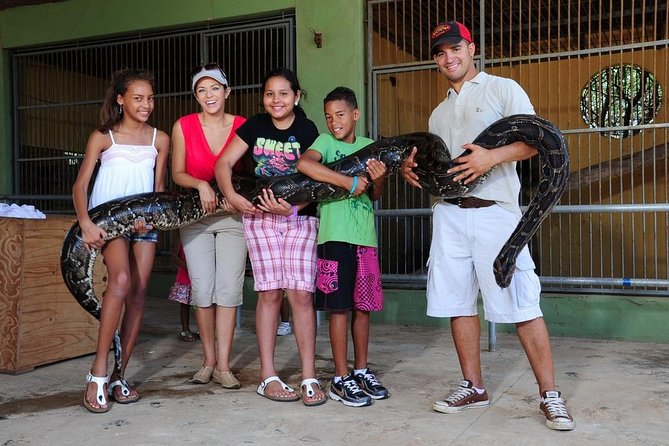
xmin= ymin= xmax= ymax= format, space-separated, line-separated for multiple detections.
xmin=368 ymin=0 xmax=669 ymax=294
xmin=10 ymin=15 xmax=295 ymax=264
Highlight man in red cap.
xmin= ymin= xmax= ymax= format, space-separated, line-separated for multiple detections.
xmin=401 ymin=21 xmax=575 ymax=431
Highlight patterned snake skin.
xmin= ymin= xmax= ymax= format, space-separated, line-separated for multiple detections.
xmin=409 ymin=114 xmax=570 ymax=287
xmin=61 ymin=114 xmax=568 ymax=374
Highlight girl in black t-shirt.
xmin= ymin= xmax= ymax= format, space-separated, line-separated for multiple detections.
xmin=215 ymin=68 xmax=326 ymax=406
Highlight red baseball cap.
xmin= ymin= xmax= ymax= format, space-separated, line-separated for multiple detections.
xmin=430 ymin=21 xmax=472 ymax=53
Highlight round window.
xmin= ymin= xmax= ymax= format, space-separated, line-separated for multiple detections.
xmin=580 ymin=64 xmax=663 ymax=138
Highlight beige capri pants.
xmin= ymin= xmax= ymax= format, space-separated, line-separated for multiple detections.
xmin=179 ymin=214 xmax=247 ymax=308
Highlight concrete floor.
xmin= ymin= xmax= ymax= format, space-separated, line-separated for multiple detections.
xmin=1 ymin=295 xmax=668 ymax=446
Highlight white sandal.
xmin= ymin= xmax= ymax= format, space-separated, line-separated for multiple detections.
xmin=256 ymin=375 xmax=300 ymax=402
xmin=301 ymin=378 xmax=327 ymax=407
xmin=83 ymin=373 xmax=110 ymax=413
xmin=108 ymin=378 xmax=140 ymax=404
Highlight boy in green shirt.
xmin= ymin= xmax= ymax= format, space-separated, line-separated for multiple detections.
xmin=297 ymin=87 xmax=389 ymax=407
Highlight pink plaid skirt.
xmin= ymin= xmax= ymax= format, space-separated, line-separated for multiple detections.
xmin=243 ymin=212 xmax=318 ymax=292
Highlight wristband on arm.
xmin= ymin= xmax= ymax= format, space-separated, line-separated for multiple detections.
xmin=349 ymin=176 xmax=359 ymax=195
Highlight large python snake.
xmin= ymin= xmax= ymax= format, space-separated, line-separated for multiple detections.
xmin=61 ymin=114 xmax=568 ymax=373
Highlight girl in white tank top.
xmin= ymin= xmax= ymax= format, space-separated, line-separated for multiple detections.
xmin=88 ymin=127 xmax=158 ymax=208
xmin=71 ymin=68 xmax=169 ymax=413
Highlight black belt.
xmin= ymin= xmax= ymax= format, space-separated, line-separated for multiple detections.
xmin=443 ymin=197 xmax=496 ymax=208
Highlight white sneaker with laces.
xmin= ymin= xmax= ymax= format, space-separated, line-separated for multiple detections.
xmin=276 ymin=321 xmax=292 ymax=336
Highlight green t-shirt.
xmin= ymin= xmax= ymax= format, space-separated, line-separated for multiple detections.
xmin=310 ymin=133 xmax=377 ymax=247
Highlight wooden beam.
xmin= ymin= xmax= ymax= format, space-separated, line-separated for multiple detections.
xmin=567 ymin=142 xmax=668 ymax=192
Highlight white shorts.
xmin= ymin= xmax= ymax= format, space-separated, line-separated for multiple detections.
xmin=180 ymin=214 xmax=247 ymax=308
xmin=426 ymin=202 xmax=543 ymax=323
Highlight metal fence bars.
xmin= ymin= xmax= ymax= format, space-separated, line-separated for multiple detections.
xmin=368 ymin=0 xmax=668 ymax=294
xmin=10 ymin=16 xmax=296 ymax=268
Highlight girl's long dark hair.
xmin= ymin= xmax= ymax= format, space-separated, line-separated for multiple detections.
xmin=262 ymin=68 xmax=307 ymax=118
xmin=99 ymin=68 xmax=154 ymax=133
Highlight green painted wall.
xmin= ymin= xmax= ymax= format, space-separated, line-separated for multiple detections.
xmin=0 ymin=0 xmax=367 ymax=192
xmin=294 ymin=0 xmax=368 ymax=133
xmin=148 ymin=274 xmax=669 ymax=343
xmin=538 ymin=294 xmax=669 ymax=342
xmin=0 ymin=50 xmax=10 ymax=194
xmin=0 ymin=0 xmax=294 ymax=47
xmin=377 ymin=290 xmax=669 ymax=343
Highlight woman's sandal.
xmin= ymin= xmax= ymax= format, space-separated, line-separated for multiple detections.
xmin=256 ymin=376 xmax=300 ymax=402
xmin=83 ymin=373 xmax=111 ymax=413
xmin=301 ymin=378 xmax=327 ymax=407
xmin=108 ymin=378 xmax=140 ymax=404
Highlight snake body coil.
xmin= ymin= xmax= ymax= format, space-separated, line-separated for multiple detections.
xmin=61 ymin=114 xmax=568 ymax=373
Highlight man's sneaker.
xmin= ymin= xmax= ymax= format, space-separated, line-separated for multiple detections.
xmin=540 ymin=390 xmax=575 ymax=430
xmin=433 ymin=380 xmax=489 ymax=413
xmin=276 ymin=321 xmax=292 ymax=336
xmin=328 ymin=375 xmax=372 ymax=407
xmin=353 ymin=368 xmax=389 ymax=400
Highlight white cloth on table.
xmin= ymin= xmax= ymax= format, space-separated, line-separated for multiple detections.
xmin=0 ymin=203 xmax=46 ymax=219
